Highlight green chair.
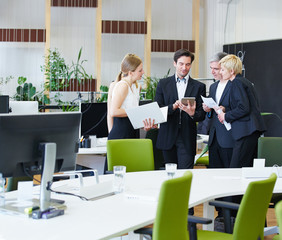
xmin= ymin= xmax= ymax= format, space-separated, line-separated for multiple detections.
xmin=195 ymin=144 xmax=209 ymax=166
xmin=258 ymin=137 xmax=282 ymax=168
xmin=258 ymin=137 xmax=282 ymax=205
xmin=190 ymin=173 xmax=277 ymax=240
xmin=106 ymin=139 xmax=154 ymax=172
xmin=273 ymin=200 xmax=282 ymax=240
xmin=258 ymin=137 xmax=282 ymax=235
xmin=135 ymin=171 xmax=193 ymax=240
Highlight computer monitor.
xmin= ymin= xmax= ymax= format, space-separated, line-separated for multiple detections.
xmin=0 ymin=95 xmax=9 ymax=113
xmin=0 ymin=112 xmax=81 ymax=210
xmin=9 ymin=101 xmax=38 ymax=114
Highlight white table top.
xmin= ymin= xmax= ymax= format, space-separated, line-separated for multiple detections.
xmin=1 ymin=168 xmax=282 ymax=240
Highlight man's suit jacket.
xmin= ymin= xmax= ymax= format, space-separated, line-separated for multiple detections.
xmin=225 ymin=75 xmax=266 ymax=140
xmin=208 ymin=80 xmax=234 ymax=148
xmin=155 ymin=75 xmax=206 ymax=156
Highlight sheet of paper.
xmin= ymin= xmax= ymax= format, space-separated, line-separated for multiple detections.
xmin=126 ymin=102 xmax=167 ymax=129
xmin=201 ymin=96 xmax=218 ymax=108
xmin=201 ymin=96 xmax=231 ymax=131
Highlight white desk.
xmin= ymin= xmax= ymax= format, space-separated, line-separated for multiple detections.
xmin=2 ymin=168 xmax=282 ymax=240
xmin=76 ymin=138 xmax=107 ymax=174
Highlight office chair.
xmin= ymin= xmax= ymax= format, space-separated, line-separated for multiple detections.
xmin=145 ymin=128 xmax=165 ymax=170
xmin=258 ymin=137 xmax=282 ymax=205
xmin=273 ymin=200 xmax=282 ymax=240
xmin=194 ymin=144 xmax=209 ymax=166
xmin=134 ymin=171 xmax=193 ymax=240
xmin=261 ymin=112 xmax=282 ymax=137
xmin=106 ymin=139 xmax=154 ymax=172
xmin=258 ymin=137 xmax=282 ymax=168
xmin=189 ymin=173 xmax=277 ymax=240
xmin=258 ymin=137 xmax=282 ymax=235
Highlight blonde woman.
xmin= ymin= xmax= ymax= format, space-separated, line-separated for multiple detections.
xmin=107 ymin=53 xmax=156 ymax=137
xmin=218 ymin=54 xmax=265 ymax=168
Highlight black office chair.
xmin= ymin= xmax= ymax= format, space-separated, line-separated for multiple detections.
xmin=145 ymin=128 xmax=165 ymax=170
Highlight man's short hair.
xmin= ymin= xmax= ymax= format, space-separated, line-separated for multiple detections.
xmin=209 ymin=52 xmax=228 ymax=63
xmin=173 ymin=49 xmax=195 ymax=63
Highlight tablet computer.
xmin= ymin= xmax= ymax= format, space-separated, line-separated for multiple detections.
xmin=181 ymin=97 xmax=195 ymax=106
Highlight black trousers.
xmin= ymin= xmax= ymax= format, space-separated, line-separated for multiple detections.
xmin=162 ymin=129 xmax=194 ymax=169
xmin=208 ymin=132 xmax=233 ymax=169
xmin=230 ymin=131 xmax=261 ymax=168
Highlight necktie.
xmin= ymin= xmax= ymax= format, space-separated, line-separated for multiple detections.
xmin=177 ymin=78 xmax=186 ymax=84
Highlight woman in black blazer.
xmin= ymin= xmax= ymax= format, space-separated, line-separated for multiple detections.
xmin=217 ymin=54 xmax=265 ymax=168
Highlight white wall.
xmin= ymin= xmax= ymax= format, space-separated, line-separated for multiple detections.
xmin=1 ymin=0 xmax=282 ymax=101
xmin=202 ymin=0 xmax=282 ymax=79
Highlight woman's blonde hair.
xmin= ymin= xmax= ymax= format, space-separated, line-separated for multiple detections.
xmin=219 ymin=54 xmax=242 ymax=75
xmin=115 ymin=54 xmax=142 ymax=86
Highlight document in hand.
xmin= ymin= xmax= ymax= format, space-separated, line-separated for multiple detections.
xmin=201 ymin=96 xmax=231 ymax=131
xmin=126 ymin=102 xmax=168 ymax=129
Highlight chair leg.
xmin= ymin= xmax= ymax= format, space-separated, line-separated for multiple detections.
xmin=223 ymin=208 xmax=233 ymax=234
xmin=188 ymin=222 xmax=198 ymax=240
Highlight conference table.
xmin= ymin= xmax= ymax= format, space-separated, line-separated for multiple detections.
xmin=1 ymin=168 xmax=282 ymax=240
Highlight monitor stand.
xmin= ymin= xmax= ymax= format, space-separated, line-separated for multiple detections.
xmin=39 ymin=142 xmax=65 ymax=211
xmin=0 ymin=143 xmax=65 ymax=216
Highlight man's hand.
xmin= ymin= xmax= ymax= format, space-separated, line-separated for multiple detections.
xmin=202 ymin=103 xmax=211 ymax=112
xmin=173 ymin=100 xmax=181 ymax=110
xmin=179 ymin=100 xmax=196 ymax=117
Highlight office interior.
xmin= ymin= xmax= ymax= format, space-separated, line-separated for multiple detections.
xmin=1 ymin=0 xmax=282 ymax=239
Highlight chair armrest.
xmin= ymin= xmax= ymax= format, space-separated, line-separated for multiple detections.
xmin=134 ymin=227 xmax=153 ymax=236
xmin=188 ymin=215 xmax=212 ymax=225
xmin=209 ymin=200 xmax=239 ymax=234
xmin=209 ymin=200 xmax=240 ymax=211
xmin=188 ymin=215 xmax=212 ymax=240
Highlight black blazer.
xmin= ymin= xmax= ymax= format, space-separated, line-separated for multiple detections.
xmin=154 ymin=75 xmax=206 ymax=156
xmin=225 ymin=75 xmax=266 ymax=140
xmin=208 ymin=80 xmax=234 ymax=148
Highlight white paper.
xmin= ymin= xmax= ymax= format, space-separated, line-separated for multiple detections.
xmin=201 ymin=96 xmax=218 ymax=109
xmin=201 ymin=96 xmax=231 ymax=131
xmin=126 ymin=102 xmax=167 ymax=129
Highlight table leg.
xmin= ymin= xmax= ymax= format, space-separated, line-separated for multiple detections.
xmin=203 ymin=201 xmax=214 ymax=231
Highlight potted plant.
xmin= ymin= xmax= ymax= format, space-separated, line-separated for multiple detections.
xmin=13 ymin=76 xmax=50 ymax=105
xmin=143 ymin=69 xmax=170 ymax=100
xmin=41 ymin=48 xmax=69 ymax=92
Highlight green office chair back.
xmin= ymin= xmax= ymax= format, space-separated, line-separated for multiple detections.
xmin=196 ymin=173 xmax=277 ymax=240
xmin=232 ymin=173 xmax=277 ymax=240
xmin=273 ymin=200 xmax=282 ymax=240
xmin=153 ymin=171 xmax=192 ymax=240
xmin=258 ymin=137 xmax=282 ymax=167
xmin=195 ymin=144 xmax=209 ymax=166
xmin=107 ymin=139 xmax=154 ymax=172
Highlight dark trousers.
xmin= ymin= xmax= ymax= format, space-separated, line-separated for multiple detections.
xmin=208 ymin=133 xmax=233 ymax=169
xmin=162 ymin=129 xmax=194 ymax=169
xmin=230 ymin=131 xmax=261 ymax=168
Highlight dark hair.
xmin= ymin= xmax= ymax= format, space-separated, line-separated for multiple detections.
xmin=173 ymin=49 xmax=195 ymax=63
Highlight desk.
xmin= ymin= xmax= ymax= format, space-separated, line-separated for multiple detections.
xmin=76 ymin=138 xmax=107 ymax=174
xmin=2 ymin=168 xmax=282 ymax=240
xmin=76 ymin=135 xmax=209 ymax=173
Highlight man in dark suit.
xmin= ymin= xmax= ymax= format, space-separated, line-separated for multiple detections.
xmin=218 ymin=54 xmax=266 ymax=168
xmin=203 ymin=52 xmax=234 ymax=168
xmin=155 ymin=49 xmax=206 ymax=169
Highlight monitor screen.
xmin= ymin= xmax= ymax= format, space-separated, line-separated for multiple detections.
xmin=9 ymin=101 xmax=38 ymax=114
xmin=0 ymin=112 xmax=81 ymax=178
xmin=80 ymin=102 xmax=108 ymax=138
